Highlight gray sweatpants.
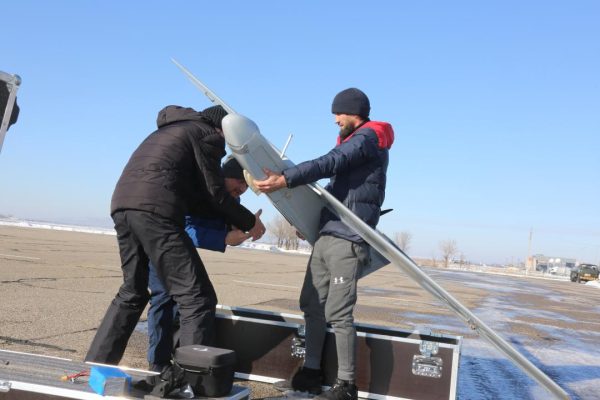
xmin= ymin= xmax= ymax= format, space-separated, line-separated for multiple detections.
xmin=299 ymin=235 xmax=369 ymax=381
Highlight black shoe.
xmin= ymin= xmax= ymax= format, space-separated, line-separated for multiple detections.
xmin=273 ymin=366 xmax=322 ymax=394
xmin=315 ymin=379 xmax=357 ymax=400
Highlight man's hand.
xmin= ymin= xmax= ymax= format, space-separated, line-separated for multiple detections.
xmin=254 ymin=169 xmax=287 ymax=193
xmin=226 ymin=229 xmax=251 ymax=246
xmin=247 ymin=209 xmax=266 ymax=241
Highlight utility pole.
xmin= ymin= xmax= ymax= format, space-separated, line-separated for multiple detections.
xmin=526 ymin=228 xmax=533 ymax=275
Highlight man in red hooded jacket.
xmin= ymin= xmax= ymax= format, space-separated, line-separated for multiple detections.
xmin=255 ymin=88 xmax=394 ymax=400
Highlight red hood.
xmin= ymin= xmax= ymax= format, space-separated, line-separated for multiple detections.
xmin=337 ymin=121 xmax=394 ymax=149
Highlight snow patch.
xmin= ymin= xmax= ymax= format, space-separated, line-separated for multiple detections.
xmin=585 ymin=280 xmax=600 ymax=289
xmin=0 ymin=217 xmax=116 ymax=235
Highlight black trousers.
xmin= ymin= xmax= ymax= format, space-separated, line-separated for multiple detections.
xmin=85 ymin=210 xmax=217 ymax=364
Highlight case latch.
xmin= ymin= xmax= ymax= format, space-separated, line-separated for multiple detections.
xmin=412 ymin=329 xmax=443 ymax=378
xmin=0 ymin=380 xmax=11 ymax=393
xmin=291 ymin=325 xmax=306 ymax=358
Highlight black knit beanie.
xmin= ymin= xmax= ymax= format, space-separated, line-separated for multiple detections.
xmin=331 ymin=88 xmax=370 ymax=118
xmin=222 ymin=156 xmax=244 ymax=180
xmin=202 ymin=105 xmax=228 ymax=129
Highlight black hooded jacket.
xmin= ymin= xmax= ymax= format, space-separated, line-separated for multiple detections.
xmin=110 ymin=106 xmax=255 ymax=231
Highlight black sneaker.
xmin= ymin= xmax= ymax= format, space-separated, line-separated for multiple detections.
xmin=273 ymin=366 xmax=322 ymax=394
xmin=315 ymin=379 xmax=357 ymax=400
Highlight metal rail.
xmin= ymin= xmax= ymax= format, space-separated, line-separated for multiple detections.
xmin=0 ymin=71 xmax=21 ymax=154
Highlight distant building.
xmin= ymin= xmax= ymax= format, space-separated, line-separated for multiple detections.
xmin=530 ymin=254 xmax=576 ymax=273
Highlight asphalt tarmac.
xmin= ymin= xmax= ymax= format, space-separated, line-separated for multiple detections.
xmin=1 ymin=225 xmax=599 ymax=398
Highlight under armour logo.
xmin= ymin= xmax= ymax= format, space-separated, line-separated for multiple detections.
xmin=333 ymin=276 xmax=345 ymax=284
xmin=192 ymin=347 xmax=209 ymax=352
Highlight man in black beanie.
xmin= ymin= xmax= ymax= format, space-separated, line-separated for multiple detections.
xmin=221 ymin=155 xmax=247 ymax=197
xmin=256 ymin=88 xmax=395 ymax=400
xmin=86 ymin=104 xmax=265 ymax=365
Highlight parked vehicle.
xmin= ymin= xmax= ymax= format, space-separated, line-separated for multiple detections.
xmin=570 ymin=264 xmax=599 ymax=283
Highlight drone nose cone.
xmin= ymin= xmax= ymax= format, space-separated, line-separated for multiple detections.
xmin=222 ymin=114 xmax=259 ymax=150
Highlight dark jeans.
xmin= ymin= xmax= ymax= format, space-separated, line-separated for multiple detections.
xmin=85 ymin=210 xmax=217 ymax=364
xmin=147 ymin=262 xmax=179 ymax=370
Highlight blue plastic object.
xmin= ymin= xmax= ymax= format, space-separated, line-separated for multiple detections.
xmin=88 ymin=365 xmax=131 ymax=396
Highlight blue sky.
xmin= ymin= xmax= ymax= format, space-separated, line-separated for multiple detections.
xmin=1 ymin=1 xmax=598 ymax=264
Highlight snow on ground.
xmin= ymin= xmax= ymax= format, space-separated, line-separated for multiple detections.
xmin=0 ymin=217 xmax=115 ymax=235
xmin=463 ymin=300 xmax=598 ymax=399
xmin=239 ymin=241 xmax=311 ymax=255
xmin=407 ymin=269 xmax=600 ymax=399
xmin=586 ymin=280 xmax=600 ymax=289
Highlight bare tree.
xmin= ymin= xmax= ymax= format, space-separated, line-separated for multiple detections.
xmin=439 ymin=239 xmax=458 ymax=268
xmin=267 ymin=215 xmax=299 ymax=250
xmin=267 ymin=215 xmax=288 ymax=248
xmin=394 ymin=231 xmax=412 ymax=253
xmin=282 ymin=222 xmax=299 ymax=250
xmin=458 ymin=252 xmax=467 ymax=269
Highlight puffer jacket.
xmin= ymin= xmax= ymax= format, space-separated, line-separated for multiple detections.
xmin=184 ymin=215 xmax=228 ymax=253
xmin=282 ymin=121 xmax=394 ymax=242
xmin=111 ymin=106 xmax=255 ymax=231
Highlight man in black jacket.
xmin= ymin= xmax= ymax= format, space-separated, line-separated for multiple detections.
xmin=86 ymin=105 xmax=265 ymax=365
xmin=256 ymin=89 xmax=394 ymax=400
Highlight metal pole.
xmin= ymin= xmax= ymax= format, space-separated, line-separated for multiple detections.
xmin=171 ymin=59 xmax=236 ymax=115
xmin=526 ymin=228 xmax=533 ymax=275
xmin=0 ymin=72 xmax=21 ymax=154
